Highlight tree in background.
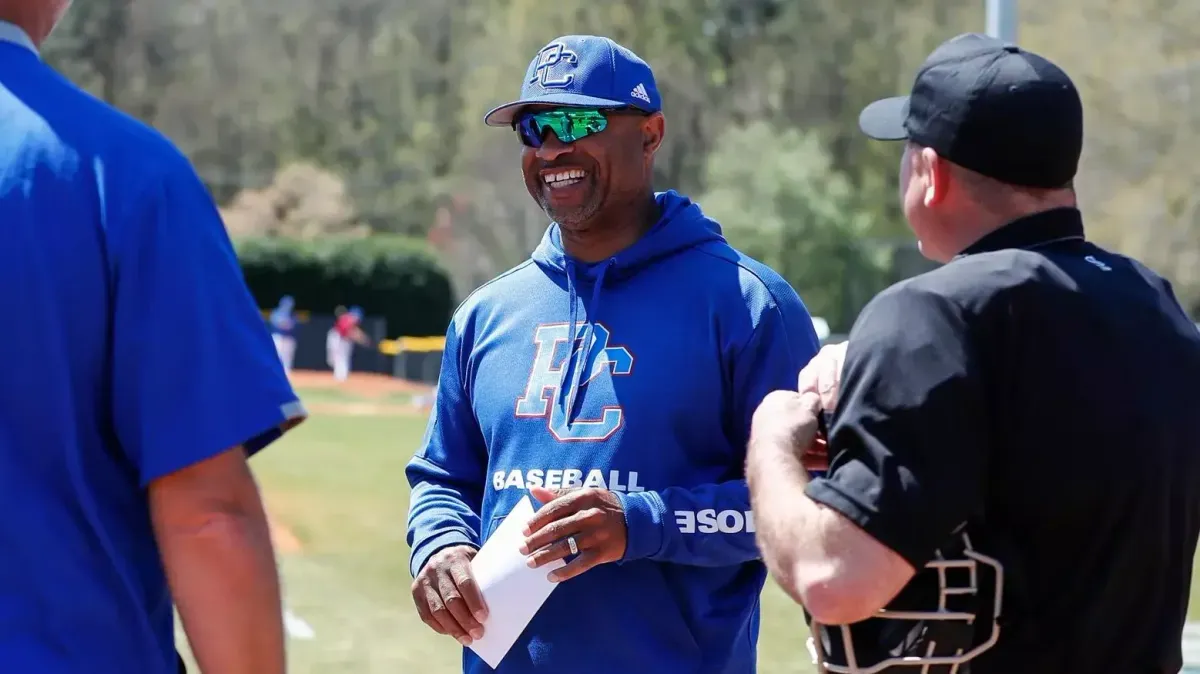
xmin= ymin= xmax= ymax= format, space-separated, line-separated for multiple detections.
xmin=699 ymin=122 xmax=888 ymax=332
xmin=221 ymin=163 xmax=372 ymax=240
xmin=40 ymin=0 xmax=1200 ymax=323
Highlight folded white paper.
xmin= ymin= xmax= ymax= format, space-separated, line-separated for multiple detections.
xmin=468 ymin=495 xmax=565 ymax=669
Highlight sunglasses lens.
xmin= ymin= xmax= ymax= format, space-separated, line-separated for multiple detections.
xmin=562 ymin=111 xmax=606 ymax=142
xmin=516 ymin=115 xmax=544 ymax=148
xmin=515 ymin=109 xmax=609 ymax=147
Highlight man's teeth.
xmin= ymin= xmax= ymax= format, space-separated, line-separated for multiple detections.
xmin=543 ymin=169 xmax=587 ymax=187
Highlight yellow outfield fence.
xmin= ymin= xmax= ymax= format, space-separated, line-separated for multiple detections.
xmin=377 ymin=336 xmax=446 ymax=355
xmin=260 ymin=309 xmax=313 ymax=321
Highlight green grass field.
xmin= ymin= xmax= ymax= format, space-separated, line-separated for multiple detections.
xmin=177 ymin=384 xmax=1200 ymax=673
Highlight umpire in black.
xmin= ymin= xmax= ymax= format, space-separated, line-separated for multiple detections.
xmin=746 ymin=32 xmax=1200 ymax=674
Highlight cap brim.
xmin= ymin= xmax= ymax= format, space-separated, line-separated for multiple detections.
xmin=484 ymin=93 xmax=631 ymax=127
xmin=858 ymin=96 xmax=910 ymax=141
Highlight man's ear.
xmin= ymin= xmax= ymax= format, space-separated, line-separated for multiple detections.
xmin=922 ymin=147 xmax=949 ymax=207
xmin=642 ymin=113 xmax=666 ymax=156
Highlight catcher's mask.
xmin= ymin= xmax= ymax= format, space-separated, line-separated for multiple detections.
xmin=806 ymin=530 xmax=1005 ymax=674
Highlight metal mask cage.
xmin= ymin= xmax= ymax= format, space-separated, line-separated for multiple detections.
xmin=807 ymin=533 xmax=1005 ymax=674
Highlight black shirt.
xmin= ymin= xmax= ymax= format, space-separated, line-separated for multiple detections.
xmin=806 ymin=207 xmax=1200 ymax=673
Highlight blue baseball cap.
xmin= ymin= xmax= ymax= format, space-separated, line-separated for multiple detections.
xmin=484 ymin=35 xmax=662 ymax=127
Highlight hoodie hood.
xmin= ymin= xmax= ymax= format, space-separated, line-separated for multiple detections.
xmin=528 ymin=190 xmax=726 ymax=432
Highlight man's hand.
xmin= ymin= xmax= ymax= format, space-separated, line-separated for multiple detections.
xmin=748 ymin=390 xmax=824 ymax=470
xmin=411 ymin=544 xmax=488 ymax=646
xmin=801 ymin=429 xmax=831 ymax=473
xmin=521 ymin=486 xmax=627 ymax=582
xmin=798 ymin=342 xmax=848 ymax=412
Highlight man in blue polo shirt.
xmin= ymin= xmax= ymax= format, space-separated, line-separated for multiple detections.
xmin=0 ymin=4 xmax=305 ymax=673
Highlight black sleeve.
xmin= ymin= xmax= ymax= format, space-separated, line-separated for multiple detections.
xmin=804 ymin=282 xmax=991 ymax=569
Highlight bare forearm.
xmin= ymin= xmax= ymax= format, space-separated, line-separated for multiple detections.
xmin=159 ymin=510 xmax=285 ymax=674
xmin=747 ymin=430 xmax=915 ymax=624
xmin=746 ymin=431 xmax=823 ymax=603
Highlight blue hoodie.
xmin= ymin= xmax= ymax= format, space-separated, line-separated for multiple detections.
xmin=406 ymin=191 xmax=819 ymax=673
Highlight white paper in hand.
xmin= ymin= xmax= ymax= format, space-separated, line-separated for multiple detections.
xmin=468 ymin=495 xmax=565 ymax=669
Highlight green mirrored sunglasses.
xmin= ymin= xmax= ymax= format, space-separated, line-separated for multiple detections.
xmin=514 ymin=108 xmax=610 ymax=148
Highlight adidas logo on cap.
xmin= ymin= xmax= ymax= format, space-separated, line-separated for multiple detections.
xmin=631 ymin=83 xmax=651 ymax=104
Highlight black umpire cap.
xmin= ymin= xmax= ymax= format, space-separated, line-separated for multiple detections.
xmin=858 ymin=33 xmax=1083 ymax=189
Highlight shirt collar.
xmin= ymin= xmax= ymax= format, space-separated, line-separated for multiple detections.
xmin=956 ymin=207 xmax=1085 ymax=258
xmin=0 ymin=21 xmax=38 ymax=57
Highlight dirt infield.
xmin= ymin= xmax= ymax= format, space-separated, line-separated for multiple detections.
xmin=288 ymin=369 xmax=434 ymax=397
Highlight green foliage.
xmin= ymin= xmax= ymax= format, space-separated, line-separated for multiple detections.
xmin=235 ymin=235 xmax=454 ymax=337
xmin=42 ymin=0 xmax=1200 ymax=323
xmin=699 ymin=121 xmax=889 ymax=332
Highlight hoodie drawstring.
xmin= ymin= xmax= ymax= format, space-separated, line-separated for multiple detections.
xmin=557 ymin=260 xmax=579 ymax=414
xmin=558 ymin=259 xmax=614 ymax=429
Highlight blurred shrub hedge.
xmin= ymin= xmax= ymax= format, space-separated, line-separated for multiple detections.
xmin=234 ymin=235 xmax=454 ymax=337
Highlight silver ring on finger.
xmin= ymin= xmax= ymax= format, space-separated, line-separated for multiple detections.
xmin=567 ymin=535 xmax=579 ymax=555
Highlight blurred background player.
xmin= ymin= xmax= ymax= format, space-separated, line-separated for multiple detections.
xmin=326 ymin=305 xmax=347 ymax=373
xmin=268 ymin=295 xmax=297 ymax=375
xmin=329 ymin=305 xmax=371 ymax=382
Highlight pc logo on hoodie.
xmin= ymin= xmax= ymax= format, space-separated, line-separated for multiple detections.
xmin=515 ymin=322 xmax=634 ymax=442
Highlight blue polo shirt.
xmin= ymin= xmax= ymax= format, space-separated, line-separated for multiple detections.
xmin=0 ymin=23 xmax=306 ymax=673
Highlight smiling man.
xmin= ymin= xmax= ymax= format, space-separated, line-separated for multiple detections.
xmin=405 ymin=34 xmax=820 ymax=673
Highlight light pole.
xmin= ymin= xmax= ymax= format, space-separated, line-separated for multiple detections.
xmin=985 ymin=0 xmax=1018 ymax=42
